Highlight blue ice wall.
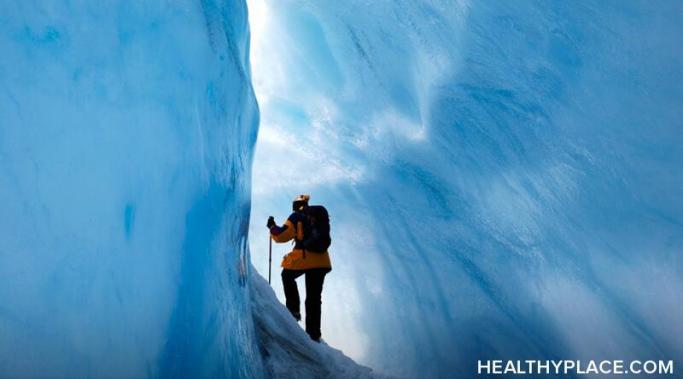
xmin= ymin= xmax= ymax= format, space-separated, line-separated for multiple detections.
xmin=248 ymin=1 xmax=683 ymax=377
xmin=0 ymin=1 xmax=263 ymax=378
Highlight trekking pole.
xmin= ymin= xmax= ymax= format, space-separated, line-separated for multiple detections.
xmin=268 ymin=234 xmax=272 ymax=285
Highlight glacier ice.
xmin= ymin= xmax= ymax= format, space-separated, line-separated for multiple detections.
xmin=0 ymin=1 xmax=264 ymax=378
xmin=248 ymin=0 xmax=683 ymax=377
xmin=1 ymin=0 xmax=682 ymax=378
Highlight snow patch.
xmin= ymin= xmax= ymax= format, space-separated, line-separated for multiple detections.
xmin=250 ymin=270 xmax=387 ymax=379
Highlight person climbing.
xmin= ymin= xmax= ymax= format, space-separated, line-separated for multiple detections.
xmin=267 ymin=194 xmax=332 ymax=342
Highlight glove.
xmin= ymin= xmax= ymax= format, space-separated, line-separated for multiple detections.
xmin=267 ymin=216 xmax=276 ymax=229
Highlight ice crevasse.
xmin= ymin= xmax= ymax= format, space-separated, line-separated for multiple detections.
xmin=0 ymin=1 xmax=376 ymax=378
xmin=1 ymin=0 xmax=683 ymax=379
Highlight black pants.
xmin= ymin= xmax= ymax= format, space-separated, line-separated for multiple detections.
xmin=281 ymin=268 xmax=331 ymax=340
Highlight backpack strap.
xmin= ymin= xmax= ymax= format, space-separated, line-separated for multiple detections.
xmin=296 ymin=220 xmax=304 ymax=242
xmin=296 ymin=216 xmax=306 ymax=259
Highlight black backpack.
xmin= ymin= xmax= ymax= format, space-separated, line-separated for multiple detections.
xmin=302 ymin=205 xmax=331 ymax=253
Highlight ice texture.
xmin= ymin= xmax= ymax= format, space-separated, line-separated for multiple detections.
xmin=2 ymin=0 xmax=682 ymax=378
xmin=0 ymin=1 xmax=264 ymax=378
xmin=250 ymin=267 xmax=380 ymax=379
xmin=248 ymin=0 xmax=683 ymax=377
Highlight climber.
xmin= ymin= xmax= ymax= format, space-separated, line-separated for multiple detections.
xmin=267 ymin=194 xmax=332 ymax=342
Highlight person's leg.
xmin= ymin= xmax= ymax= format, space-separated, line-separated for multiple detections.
xmin=304 ymin=268 xmax=331 ymax=341
xmin=281 ymin=269 xmax=304 ymax=320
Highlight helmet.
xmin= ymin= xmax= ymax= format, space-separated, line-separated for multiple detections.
xmin=292 ymin=194 xmax=310 ymax=212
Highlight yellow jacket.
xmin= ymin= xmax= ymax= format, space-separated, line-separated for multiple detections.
xmin=270 ymin=214 xmax=332 ymax=270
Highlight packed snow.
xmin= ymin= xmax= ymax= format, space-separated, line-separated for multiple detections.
xmin=250 ymin=270 xmax=383 ymax=379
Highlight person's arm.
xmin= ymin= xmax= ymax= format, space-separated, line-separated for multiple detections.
xmin=269 ymin=217 xmax=296 ymax=243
